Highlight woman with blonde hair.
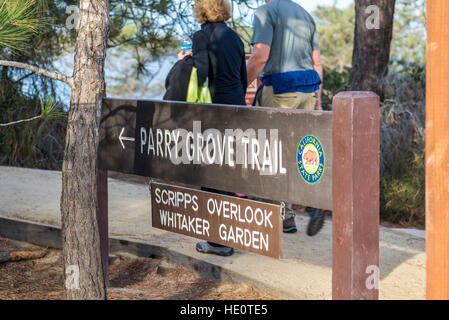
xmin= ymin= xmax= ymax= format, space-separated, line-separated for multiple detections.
xmin=179 ymin=0 xmax=247 ymax=256
xmin=180 ymin=0 xmax=247 ymax=106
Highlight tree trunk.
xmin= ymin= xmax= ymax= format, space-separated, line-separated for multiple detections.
xmin=61 ymin=0 xmax=109 ymax=300
xmin=348 ymin=0 xmax=396 ymax=99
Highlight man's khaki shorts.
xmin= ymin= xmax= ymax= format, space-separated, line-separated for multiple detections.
xmin=256 ymin=85 xmax=317 ymax=110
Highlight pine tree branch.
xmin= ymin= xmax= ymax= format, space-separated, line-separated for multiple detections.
xmin=0 ymin=115 xmax=42 ymax=127
xmin=12 ymin=71 xmax=34 ymax=84
xmin=0 ymin=60 xmax=73 ymax=88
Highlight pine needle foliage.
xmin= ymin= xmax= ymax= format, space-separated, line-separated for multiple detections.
xmin=0 ymin=0 xmax=47 ymax=53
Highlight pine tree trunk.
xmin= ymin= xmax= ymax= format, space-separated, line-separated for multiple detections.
xmin=348 ymin=0 xmax=396 ymax=99
xmin=61 ymin=0 xmax=109 ymax=300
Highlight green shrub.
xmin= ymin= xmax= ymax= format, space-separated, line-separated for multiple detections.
xmin=380 ymin=153 xmax=425 ymax=227
xmin=323 ymin=63 xmax=426 ymax=228
xmin=379 ymin=63 xmax=425 ymax=228
xmin=322 ymin=67 xmax=351 ymax=110
xmin=0 ymin=96 xmax=66 ymax=170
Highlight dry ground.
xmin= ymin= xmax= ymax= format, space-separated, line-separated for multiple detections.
xmin=0 ymin=237 xmax=277 ymax=300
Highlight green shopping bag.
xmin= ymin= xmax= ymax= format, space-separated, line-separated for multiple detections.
xmin=186 ymin=66 xmax=212 ymax=104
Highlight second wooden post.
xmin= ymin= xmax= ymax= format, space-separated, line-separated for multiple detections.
xmin=332 ymin=91 xmax=380 ymax=300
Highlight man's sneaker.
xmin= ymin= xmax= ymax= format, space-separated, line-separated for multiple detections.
xmin=283 ymin=216 xmax=297 ymax=233
xmin=306 ymin=208 xmax=325 ymax=236
xmin=195 ymin=241 xmax=234 ymax=256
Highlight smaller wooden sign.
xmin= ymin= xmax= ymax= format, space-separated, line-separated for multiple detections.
xmin=151 ymin=181 xmax=282 ymax=259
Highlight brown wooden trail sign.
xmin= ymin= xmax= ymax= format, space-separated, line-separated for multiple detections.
xmin=151 ymin=182 xmax=282 ymax=259
xmin=97 ymin=92 xmax=380 ymax=300
xmin=98 ymin=98 xmax=333 ymax=211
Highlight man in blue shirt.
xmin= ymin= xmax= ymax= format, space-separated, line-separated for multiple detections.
xmin=247 ymin=0 xmax=325 ymax=236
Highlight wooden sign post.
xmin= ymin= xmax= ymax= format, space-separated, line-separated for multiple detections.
xmin=332 ymin=92 xmax=380 ymax=300
xmin=426 ymin=0 xmax=449 ymax=300
xmin=97 ymin=169 xmax=109 ymax=284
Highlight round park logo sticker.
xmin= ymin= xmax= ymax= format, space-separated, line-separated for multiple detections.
xmin=297 ymin=135 xmax=325 ymax=184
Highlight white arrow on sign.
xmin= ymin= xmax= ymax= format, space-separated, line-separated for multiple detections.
xmin=119 ymin=127 xmax=135 ymax=149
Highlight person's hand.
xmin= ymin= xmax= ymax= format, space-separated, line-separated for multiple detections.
xmin=314 ymin=99 xmax=322 ymax=111
xmin=178 ymin=50 xmax=192 ymax=60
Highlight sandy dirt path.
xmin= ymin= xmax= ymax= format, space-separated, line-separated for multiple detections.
xmin=0 ymin=166 xmax=425 ymax=299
